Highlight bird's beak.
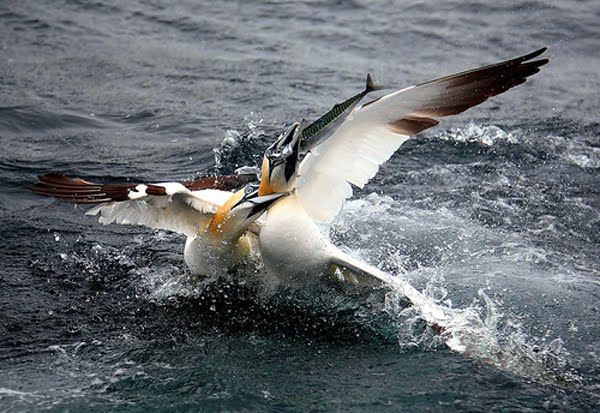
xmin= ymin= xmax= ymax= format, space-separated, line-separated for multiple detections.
xmin=253 ymin=191 xmax=289 ymax=209
xmin=264 ymin=122 xmax=302 ymax=191
xmin=277 ymin=122 xmax=302 ymax=150
xmin=268 ymin=123 xmax=301 ymax=165
xmin=282 ymin=123 xmax=302 ymax=178
xmin=245 ymin=191 xmax=289 ymax=215
xmin=231 ymin=187 xmax=289 ymax=218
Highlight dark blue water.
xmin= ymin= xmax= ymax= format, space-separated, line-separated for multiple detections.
xmin=1 ymin=0 xmax=599 ymax=411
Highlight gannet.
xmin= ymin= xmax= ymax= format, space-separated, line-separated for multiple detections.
xmin=33 ymin=172 xmax=286 ymax=276
xmin=251 ymin=48 xmax=548 ymax=339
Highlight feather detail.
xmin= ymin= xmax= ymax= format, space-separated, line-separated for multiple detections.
xmin=297 ymin=48 xmax=548 ymax=223
xmin=33 ymin=172 xmax=255 ymax=203
xmin=32 ymin=173 xmax=239 ymax=237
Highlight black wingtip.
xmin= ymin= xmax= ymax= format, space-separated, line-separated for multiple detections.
xmin=520 ymin=47 xmax=548 ymax=62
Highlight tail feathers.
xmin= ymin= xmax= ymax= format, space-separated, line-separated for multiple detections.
xmin=33 ymin=172 xmax=256 ymax=204
xmin=330 ymin=249 xmax=456 ymax=340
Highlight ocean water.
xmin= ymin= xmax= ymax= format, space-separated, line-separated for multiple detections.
xmin=1 ymin=0 xmax=599 ymax=411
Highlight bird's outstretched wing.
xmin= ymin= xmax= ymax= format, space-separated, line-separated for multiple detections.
xmin=33 ymin=173 xmax=236 ymax=236
xmin=297 ymin=48 xmax=548 ymax=223
xmin=32 ymin=172 xmax=254 ymax=203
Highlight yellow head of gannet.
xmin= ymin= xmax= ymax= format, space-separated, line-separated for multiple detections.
xmin=258 ymin=122 xmax=302 ymax=195
xmin=206 ymin=185 xmax=288 ymax=242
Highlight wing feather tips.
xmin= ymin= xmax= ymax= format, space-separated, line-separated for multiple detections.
xmin=516 ymin=46 xmax=547 ymax=62
xmin=414 ymin=49 xmax=548 ymax=118
xmin=37 ymin=172 xmax=97 ymax=187
xmin=422 ymin=47 xmax=549 ymax=89
xmin=33 ymin=173 xmax=134 ymax=203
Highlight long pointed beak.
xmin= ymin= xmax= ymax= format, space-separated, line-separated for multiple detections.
xmin=279 ymin=122 xmax=301 ymax=148
xmin=291 ymin=124 xmax=302 ymax=150
xmin=283 ymin=123 xmax=302 ymax=174
xmin=239 ymin=191 xmax=289 ymax=220
xmin=230 ymin=186 xmax=290 ymax=217
xmin=290 ymin=123 xmax=301 ymax=153
xmin=268 ymin=122 xmax=302 ymax=160
xmin=248 ymin=191 xmax=289 ymax=212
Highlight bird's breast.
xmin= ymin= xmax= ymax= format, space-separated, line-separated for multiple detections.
xmin=259 ymin=195 xmax=332 ymax=282
xmin=184 ymin=233 xmax=256 ymax=277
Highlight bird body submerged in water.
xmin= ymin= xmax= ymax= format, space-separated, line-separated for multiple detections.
xmin=255 ymin=48 xmax=548 ymax=284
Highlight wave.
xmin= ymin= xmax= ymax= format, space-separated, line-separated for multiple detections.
xmin=0 ymin=106 xmax=108 ymax=135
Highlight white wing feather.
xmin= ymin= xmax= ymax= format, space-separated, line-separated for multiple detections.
xmin=86 ymin=185 xmax=232 ymax=237
xmin=297 ymin=48 xmax=548 ymax=223
xmin=297 ymin=120 xmax=409 ymax=223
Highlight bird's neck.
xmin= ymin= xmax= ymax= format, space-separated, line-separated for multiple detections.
xmin=205 ymin=189 xmax=244 ymax=240
xmin=266 ymin=191 xmax=303 ymax=215
xmin=258 ymin=157 xmax=273 ymax=196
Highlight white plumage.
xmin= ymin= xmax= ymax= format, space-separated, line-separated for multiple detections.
xmin=257 ymin=49 xmax=548 ymax=348
xmin=87 ymin=186 xmax=230 ymax=237
xmin=32 ymin=174 xmax=285 ymax=277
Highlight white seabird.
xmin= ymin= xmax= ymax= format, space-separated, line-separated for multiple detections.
xmin=33 ymin=172 xmax=286 ymax=277
xmin=252 ymin=48 xmax=548 ymax=346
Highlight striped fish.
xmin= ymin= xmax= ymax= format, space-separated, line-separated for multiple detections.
xmin=301 ymin=73 xmax=383 ymax=151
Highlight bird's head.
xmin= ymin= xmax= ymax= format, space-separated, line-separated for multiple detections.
xmin=258 ymin=122 xmax=302 ymax=195
xmin=207 ymin=184 xmax=289 ymax=241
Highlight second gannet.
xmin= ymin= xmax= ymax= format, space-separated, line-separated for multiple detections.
xmin=33 ymin=172 xmax=286 ymax=276
xmin=251 ymin=48 xmax=549 ymax=340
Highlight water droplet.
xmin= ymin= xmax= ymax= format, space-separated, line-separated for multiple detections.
xmin=209 ymin=305 xmax=216 ymax=312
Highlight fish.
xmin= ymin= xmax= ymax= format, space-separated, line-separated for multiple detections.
xmin=300 ymin=73 xmax=383 ymax=151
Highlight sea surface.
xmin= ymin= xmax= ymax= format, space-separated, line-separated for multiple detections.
xmin=1 ymin=0 xmax=599 ymax=411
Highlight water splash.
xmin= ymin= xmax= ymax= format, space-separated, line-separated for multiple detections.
xmin=549 ymin=134 xmax=600 ymax=169
xmin=380 ymin=269 xmax=579 ymax=385
xmin=435 ymin=122 xmax=518 ymax=146
xmin=338 ymin=192 xmax=580 ymax=385
xmin=212 ymin=113 xmax=267 ymax=173
xmin=48 ymin=118 xmax=587 ymax=388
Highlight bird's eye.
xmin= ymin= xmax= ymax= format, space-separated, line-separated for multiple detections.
xmin=270 ymin=150 xmax=282 ymax=159
xmin=244 ymin=185 xmax=257 ymax=195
